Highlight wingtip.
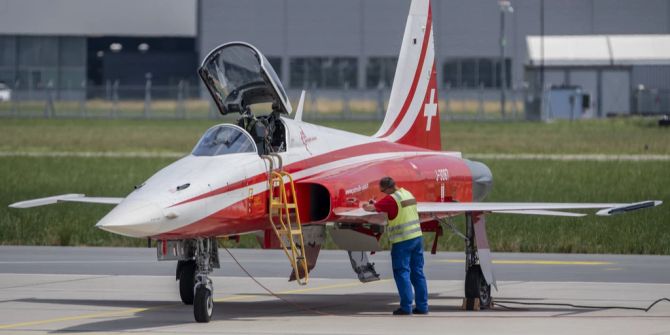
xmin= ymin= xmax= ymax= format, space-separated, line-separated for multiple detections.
xmin=596 ymin=200 xmax=662 ymax=216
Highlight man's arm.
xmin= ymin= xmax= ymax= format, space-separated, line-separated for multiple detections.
xmin=363 ymin=202 xmax=376 ymax=212
xmin=363 ymin=195 xmax=398 ymax=220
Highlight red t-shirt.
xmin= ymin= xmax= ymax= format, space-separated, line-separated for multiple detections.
xmin=373 ymin=194 xmax=398 ymax=220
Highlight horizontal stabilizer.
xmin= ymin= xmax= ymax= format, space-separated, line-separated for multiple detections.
xmin=9 ymin=194 xmax=123 ymax=208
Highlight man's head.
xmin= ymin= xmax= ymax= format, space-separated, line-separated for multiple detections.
xmin=379 ymin=176 xmax=397 ymax=194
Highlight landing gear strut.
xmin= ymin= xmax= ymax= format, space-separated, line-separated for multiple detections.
xmin=463 ymin=213 xmax=492 ymax=310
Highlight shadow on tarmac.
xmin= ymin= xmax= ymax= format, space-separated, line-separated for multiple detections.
xmin=15 ymin=292 xmax=596 ymax=334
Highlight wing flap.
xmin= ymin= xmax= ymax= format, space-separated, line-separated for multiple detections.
xmin=491 ymin=210 xmax=586 ymax=217
xmin=9 ymin=194 xmax=123 ymax=208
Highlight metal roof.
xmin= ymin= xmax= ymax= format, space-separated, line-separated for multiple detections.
xmin=527 ymin=35 xmax=670 ymax=66
xmin=0 ymin=0 xmax=196 ymax=37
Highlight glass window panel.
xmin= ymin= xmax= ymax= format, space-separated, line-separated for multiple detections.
xmin=366 ymin=57 xmax=396 ymax=89
xmin=0 ymin=36 xmax=16 ymax=68
xmin=461 ymin=59 xmax=477 ymax=88
xmin=478 ymin=58 xmax=494 ymax=88
xmin=18 ymin=36 xmax=58 ymax=67
xmin=323 ymin=58 xmax=338 ymax=88
xmin=59 ymin=68 xmax=86 ymax=90
xmin=443 ymin=59 xmax=459 ymax=88
xmin=290 ymin=57 xmax=357 ymax=89
xmin=59 ymin=37 xmax=86 ymax=67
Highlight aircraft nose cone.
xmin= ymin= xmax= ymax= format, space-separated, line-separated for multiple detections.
xmin=464 ymin=159 xmax=493 ymax=202
xmin=95 ymin=199 xmax=164 ymax=238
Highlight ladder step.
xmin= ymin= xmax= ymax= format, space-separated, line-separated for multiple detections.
xmin=273 ymin=229 xmax=304 ymax=236
xmin=271 ymin=203 xmax=297 ymax=209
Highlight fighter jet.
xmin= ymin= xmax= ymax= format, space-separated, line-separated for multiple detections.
xmin=10 ymin=0 xmax=661 ymax=323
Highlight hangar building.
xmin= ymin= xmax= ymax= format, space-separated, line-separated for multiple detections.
xmin=0 ymin=0 xmax=197 ymax=98
xmin=1 ymin=0 xmax=669 ymax=116
xmin=199 ymin=0 xmax=670 ymax=116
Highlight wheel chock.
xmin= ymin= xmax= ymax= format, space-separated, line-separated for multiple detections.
xmin=462 ymin=298 xmax=480 ymax=311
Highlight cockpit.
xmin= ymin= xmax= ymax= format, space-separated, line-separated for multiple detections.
xmin=192 ymin=125 xmax=256 ymax=157
xmin=198 ymin=42 xmax=291 ymax=156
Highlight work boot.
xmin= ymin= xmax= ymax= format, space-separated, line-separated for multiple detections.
xmin=412 ymin=308 xmax=429 ymax=315
xmin=392 ymin=308 xmax=411 ymax=315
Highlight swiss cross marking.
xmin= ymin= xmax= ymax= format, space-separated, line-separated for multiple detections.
xmin=423 ymin=89 xmax=437 ymax=131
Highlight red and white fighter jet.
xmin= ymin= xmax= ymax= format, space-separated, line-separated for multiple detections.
xmin=10 ymin=0 xmax=662 ymax=323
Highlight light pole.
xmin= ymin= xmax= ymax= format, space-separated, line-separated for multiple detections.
xmin=499 ymin=1 xmax=514 ymax=118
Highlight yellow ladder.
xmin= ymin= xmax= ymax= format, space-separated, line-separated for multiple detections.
xmin=268 ymin=170 xmax=309 ymax=285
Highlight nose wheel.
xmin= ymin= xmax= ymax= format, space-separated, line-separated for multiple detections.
xmin=194 ymin=277 xmax=214 ymax=322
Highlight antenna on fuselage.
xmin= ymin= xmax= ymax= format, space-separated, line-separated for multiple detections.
xmin=294 ymin=90 xmax=306 ymax=122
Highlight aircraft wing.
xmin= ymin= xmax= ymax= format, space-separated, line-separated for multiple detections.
xmin=9 ymin=194 xmax=123 ymax=208
xmin=336 ymin=200 xmax=663 ymax=220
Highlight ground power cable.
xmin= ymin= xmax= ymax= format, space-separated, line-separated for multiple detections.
xmin=224 ymin=246 xmax=669 ymax=316
xmin=223 ymin=246 xmax=342 ymax=317
xmin=492 ymin=298 xmax=670 ymax=312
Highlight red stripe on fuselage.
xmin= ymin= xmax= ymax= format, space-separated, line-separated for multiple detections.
xmin=379 ymin=3 xmax=433 ymax=138
xmin=158 ymin=151 xmax=473 ymax=239
xmin=170 ymin=140 xmax=430 ymax=208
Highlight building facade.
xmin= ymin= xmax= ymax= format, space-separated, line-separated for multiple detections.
xmin=0 ymin=0 xmax=197 ymax=98
xmin=199 ymin=0 xmax=670 ymax=113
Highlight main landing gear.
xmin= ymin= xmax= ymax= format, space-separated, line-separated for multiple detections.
xmin=463 ymin=213 xmax=492 ymax=310
xmin=440 ymin=213 xmax=494 ymax=310
xmin=166 ymin=238 xmax=220 ymax=323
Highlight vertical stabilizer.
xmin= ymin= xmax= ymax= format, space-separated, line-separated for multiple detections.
xmin=374 ymin=0 xmax=441 ymax=151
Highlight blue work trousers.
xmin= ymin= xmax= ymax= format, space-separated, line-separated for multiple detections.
xmin=391 ymin=236 xmax=428 ymax=313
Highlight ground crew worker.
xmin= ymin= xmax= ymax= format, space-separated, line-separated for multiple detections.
xmin=363 ymin=176 xmax=428 ymax=315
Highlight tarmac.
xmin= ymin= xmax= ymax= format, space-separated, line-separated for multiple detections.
xmin=0 ymin=246 xmax=668 ymax=334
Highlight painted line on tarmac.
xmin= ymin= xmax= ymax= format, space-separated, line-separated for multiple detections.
xmin=438 ymin=259 xmax=612 ymax=266
xmin=467 ymin=153 xmax=670 ymax=161
xmin=0 ymin=279 xmax=384 ymax=330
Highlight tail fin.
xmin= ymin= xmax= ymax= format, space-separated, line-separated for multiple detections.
xmin=374 ymin=0 xmax=441 ymax=151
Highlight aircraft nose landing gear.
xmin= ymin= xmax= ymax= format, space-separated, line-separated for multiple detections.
xmin=193 ymin=238 xmax=217 ymax=323
xmin=160 ymin=238 xmax=220 ymax=322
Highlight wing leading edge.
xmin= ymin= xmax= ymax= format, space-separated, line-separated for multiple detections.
xmin=9 ymin=194 xmax=124 ymax=208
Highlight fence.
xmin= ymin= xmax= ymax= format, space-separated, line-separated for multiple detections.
xmin=0 ymin=81 xmax=528 ymax=121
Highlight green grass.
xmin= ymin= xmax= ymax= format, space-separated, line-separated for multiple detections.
xmin=0 ymin=117 xmax=668 ymax=253
xmin=437 ymin=160 xmax=669 ymax=254
xmin=1 ymin=117 xmax=669 ymax=154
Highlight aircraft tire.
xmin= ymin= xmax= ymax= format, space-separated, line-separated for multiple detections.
xmin=465 ymin=264 xmax=492 ymax=309
xmin=194 ymin=286 xmax=213 ymax=323
xmin=179 ymin=260 xmax=196 ymax=305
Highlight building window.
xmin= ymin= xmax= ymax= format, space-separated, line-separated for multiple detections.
xmin=289 ymin=57 xmax=357 ymax=89
xmin=443 ymin=58 xmax=511 ymax=89
xmin=366 ymin=57 xmax=397 ymax=89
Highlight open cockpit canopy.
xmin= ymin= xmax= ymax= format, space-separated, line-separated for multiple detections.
xmin=199 ymin=42 xmax=291 ymax=116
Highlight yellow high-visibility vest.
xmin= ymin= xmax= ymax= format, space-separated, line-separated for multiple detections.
xmin=387 ymin=188 xmax=422 ymax=244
